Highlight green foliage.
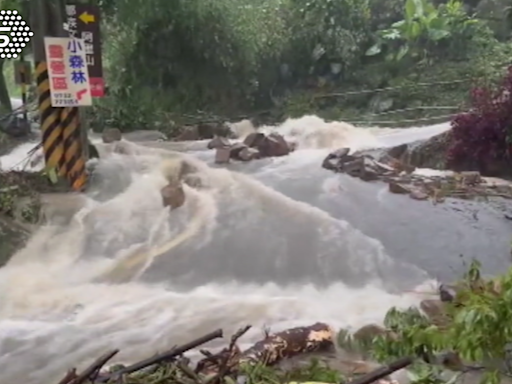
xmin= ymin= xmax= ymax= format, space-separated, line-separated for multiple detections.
xmin=96 ymin=0 xmax=508 ymax=132
xmin=369 ymin=260 xmax=512 ymax=384
xmin=366 ymin=0 xmax=485 ymax=63
xmin=0 ymin=181 xmax=41 ymax=224
xmin=98 ymin=0 xmax=294 ymax=130
xmin=286 ymin=0 xmax=372 ymax=76
xmin=240 ymin=359 xmax=344 ymax=384
xmin=102 ymin=358 xmax=346 ymax=384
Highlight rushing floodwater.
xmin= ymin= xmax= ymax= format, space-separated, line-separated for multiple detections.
xmin=0 ymin=116 xmax=510 ymax=384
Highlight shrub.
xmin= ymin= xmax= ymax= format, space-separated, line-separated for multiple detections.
xmin=365 ymin=0 xmax=486 ymax=63
xmin=287 ymin=0 xmax=372 ymax=78
xmin=447 ymin=66 xmax=512 ymax=168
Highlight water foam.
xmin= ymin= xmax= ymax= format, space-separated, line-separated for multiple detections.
xmin=0 ymin=116 xmax=447 ymax=384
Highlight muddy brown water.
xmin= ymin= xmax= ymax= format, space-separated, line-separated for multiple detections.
xmin=0 ymin=117 xmax=511 ymax=384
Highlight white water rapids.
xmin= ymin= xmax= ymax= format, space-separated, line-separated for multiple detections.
xmin=0 ymin=115 xmax=506 ymax=384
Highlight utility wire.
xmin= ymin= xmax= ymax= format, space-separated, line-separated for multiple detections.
xmin=346 ymin=113 xmax=457 ymax=125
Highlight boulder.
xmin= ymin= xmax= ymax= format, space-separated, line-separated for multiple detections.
xmin=215 ymin=147 xmax=232 ymax=164
xmin=343 ymin=157 xmax=365 ymax=176
xmin=384 ymin=130 xmax=512 ymax=178
xmin=269 ymin=132 xmax=293 ymax=152
xmin=344 ymin=158 xmax=382 ymax=181
xmin=160 ymin=183 xmax=185 ymax=209
xmin=207 ymin=136 xmax=231 ymax=150
xmin=214 ymin=143 xmax=260 ymax=163
xmin=102 ymin=128 xmax=122 ymax=143
xmin=237 ymin=147 xmax=260 ymax=161
xmin=358 ymin=167 xmax=380 ymax=181
xmin=380 ymin=155 xmax=416 ymax=174
xmin=321 ymin=147 xmax=352 ymax=172
xmin=228 ymin=143 xmax=247 ymax=160
xmin=409 ymin=188 xmax=429 ymax=200
xmin=386 ymin=143 xmax=408 ymax=159
xmin=322 ymin=150 xmax=400 ymax=182
xmin=257 ymin=134 xmax=290 ymax=157
xmin=330 ymin=147 xmax=351 ymax=159
xmin=439 ymin=283 xmax=457 ymax=302
xmin=382 ymin=131 xmax=451 ymax=170
xmin=388 ymin=181 xmax=409 ymax=194
xmin=210 ymin=132 xmax=293 ymax=162
xmin=243 ymin=132 xmax=266 ymax=148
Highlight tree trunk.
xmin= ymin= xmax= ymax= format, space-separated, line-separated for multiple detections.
xmin=196 ymin=323 xmax=336 ymax=375
xmin=0 ymin=59 xmax=12 ymax=114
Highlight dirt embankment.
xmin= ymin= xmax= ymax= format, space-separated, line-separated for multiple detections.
xmin=0 ymin=170 xmax=69 ymax=265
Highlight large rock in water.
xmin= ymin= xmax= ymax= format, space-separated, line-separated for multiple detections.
xmin=383 ymin=131 xmax=512 ymax=177
xmin=102 ymin=128 xmax=122 ymax=143
xmin=161 ymin=183 xmax=185 ymax=209
xmin=382 ymin=131 xmax=451 ymax=170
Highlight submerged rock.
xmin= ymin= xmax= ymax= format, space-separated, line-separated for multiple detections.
xmin=257 ymin=133 xmax=290 ymax=157
xmin=211 ymin=132 xmax=292 ymax=163
xmin=207 ymin=136 xmax=231 ymax=150
xmin=215 ymin=147 xmax=232 ymax=164
xmin=388 ymin=182 xmax=409 ymax=194
xmin=161 ymin=183 xmax=185 ymax=209
xmin=238 ymin=147 xmax=260 ymax=161
xmin=321 ymin=147 xmax=352 ymax=172
xmin=102 ymin=128 xmax=122 ymax=143
xmin=243 ymin=132 xmax=266 ymax=148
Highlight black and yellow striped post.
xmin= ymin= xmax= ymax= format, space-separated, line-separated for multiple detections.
xmin=35 ymin=61 xmax=66 ymax=175
xmin=61 ymin=106 xmax=87 ymax=191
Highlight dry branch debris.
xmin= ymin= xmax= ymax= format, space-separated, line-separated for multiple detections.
xmin=54 ymin=323 xmax=422 ymax=384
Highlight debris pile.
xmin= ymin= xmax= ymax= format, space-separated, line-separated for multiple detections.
xmin=321 ymin=148 xmax=512 ymax=203
xmin=208 ymin=132 xmax=295 ymax=164
xmin=52 ymin=322 xmax=414 ymax=384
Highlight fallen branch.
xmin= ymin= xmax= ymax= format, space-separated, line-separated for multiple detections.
xmin=98 ymin=328 xmax=223 ymax=382
xmin=195 ymin=325 xmax=250 ymax=378
xmin=63 ymin=350 xmax=119 ymax=384
xmin=348 ymin=356 xmax=413 ymax=384
xmin=57 ymin=369 xmax=77 ymax=384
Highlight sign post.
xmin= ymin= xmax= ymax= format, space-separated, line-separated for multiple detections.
xmin=65 ymin=3 xmax=104 ymax=97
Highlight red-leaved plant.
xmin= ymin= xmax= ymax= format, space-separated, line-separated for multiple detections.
xmin=447 ymin=66 xmax=512 ymax=171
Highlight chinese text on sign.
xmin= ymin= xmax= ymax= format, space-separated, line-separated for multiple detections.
xmin=65 ymin=4 xmax=104 ymax=97
xmin=44 ymin=37 xmax=92 ymax=107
